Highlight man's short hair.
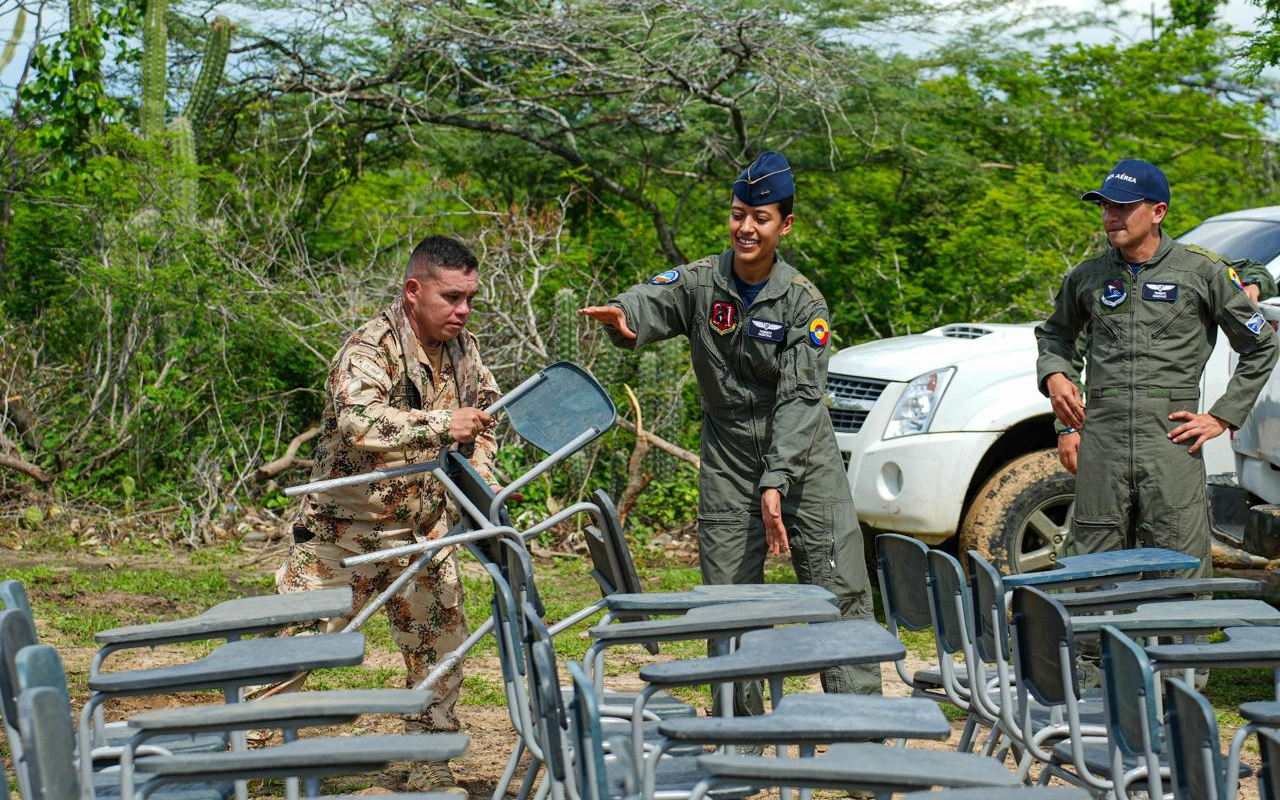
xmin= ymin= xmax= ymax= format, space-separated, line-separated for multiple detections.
xmin=406 ymin=235 xmax=479 ymax=281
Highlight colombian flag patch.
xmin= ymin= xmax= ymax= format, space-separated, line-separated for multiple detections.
xmin=808 ymin=317 xmax=830 ymax=347
xmin=1229 ymin=267 xmax=1245 ymax=291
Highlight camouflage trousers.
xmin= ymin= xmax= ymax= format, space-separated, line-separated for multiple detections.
xmin=276 ymin=534 xmax=469 ymax=733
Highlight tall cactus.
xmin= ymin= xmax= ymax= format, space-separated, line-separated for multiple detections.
xmin=68 ymin=0 xmax=91 ymax=37
xmin=140 ymin=0 xmax=168 ymax=138
xmin=551 ymin=287 xmax=581 ymax=364
xmin=166 ymin=115 xmax=197 ymax=213
xmin=184 ymin=16 xmax=231 ymax=138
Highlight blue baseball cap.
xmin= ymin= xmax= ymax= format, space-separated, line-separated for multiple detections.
xmin=733 ymin=151 xmax=794 ymax=207
xmin=1080 ymin=159 xmax=1171 ymax=205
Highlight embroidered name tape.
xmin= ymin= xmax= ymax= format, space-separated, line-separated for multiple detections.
xmin=747 ymin=318 xmax=785 ymax=342
xmin=1142 ymin=282 xmax=1178 ymax=302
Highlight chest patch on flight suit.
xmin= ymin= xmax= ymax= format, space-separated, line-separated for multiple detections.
xmin=1100 ymin=277 xmax=1127 ymax=308
xmin=746 ymin=318 xmax=785 ymax=342
xmin=709 ymin=301 xmax=738 ymax=335
xmin=1141 ymin=282 xmax=1178 ymax=302
xmin=1247 ymin=312 xmax=1267 ymax=333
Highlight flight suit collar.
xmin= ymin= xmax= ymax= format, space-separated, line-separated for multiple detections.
xmin=1105 ymin=230 xmax=1176 ymax=271
xmin=712 ymin=248 xmax=798 ymax=307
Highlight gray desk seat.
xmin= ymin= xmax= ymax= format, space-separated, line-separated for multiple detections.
xmin=657 ymin=694 xmax=950 ymax=744
xmin=560 ymin=688 xmax=694 ymax=721
xmin=638 ymin=619 xmax=903 ymax=686
xmin=1001 ymin=548 xmax=1198 ymax=589
xmin=1145 ymin=625 xmax=1280 ymax=669
xmin=609 ymin=753 xmax=755 ymax=800
xmin=603 ymin=584 xmax=834 ymax=615
xmin=694 ymin=743 xmax=1020 ymax=794
xmin=588 ymin=598 xmax=840 ymax=646
xmin=95 ymin=588 xmax=354 ymax=647
xmin=129 ymin=689 xmax=433 ymax=733
xmin=901 ymin=789 xmax=1091 ymax=799
xmin=134 ymin=733 xmax=469 ymax=780
xmin=89 ymin=633 xmax=365 ymax=695
xmin=1068 ymin=599 xmax=1280 ymax=639
xmin=1241 ymin=701 xmax=1280 ymax=725
xmin=1047 ymin=738 xmax=1251 ymax=779
xmin=1053 ymin=577 xmax=1261 ymax=614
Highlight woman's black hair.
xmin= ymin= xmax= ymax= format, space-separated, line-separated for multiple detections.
xmin=777 ymin=196 xmax=793 ymax=218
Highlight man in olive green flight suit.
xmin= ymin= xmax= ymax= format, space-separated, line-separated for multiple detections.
xmin=580 ymin=151 xmax=880 ymax=717
xmin=1037 ymin=159 xmax=1279 ymax=578
xmin=1056 ymin=262 xmax=1276 ymax=474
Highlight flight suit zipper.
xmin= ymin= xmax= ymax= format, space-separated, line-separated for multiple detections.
xmin=730 ymin=297 xmax=766 ymax=464
xmin=1128 ymin=268 xmax=1138 ymax=488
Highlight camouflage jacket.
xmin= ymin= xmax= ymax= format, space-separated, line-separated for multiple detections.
xmin=297 ymin=298 xmax=500 ymax=551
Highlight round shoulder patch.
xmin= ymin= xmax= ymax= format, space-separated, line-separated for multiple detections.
xmin=649 ymin=268 xmax=680 ymax=286
xmin=1229 ymin=267 xmax=1244 ymax=291
xmin=808 ymin=317 xmax=830 ymax=347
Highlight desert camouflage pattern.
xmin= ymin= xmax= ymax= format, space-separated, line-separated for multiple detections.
xmin=276 ymin=530 xmax=469 ymax=732
xmin=279 ymin=296 xmax=498 ymax=733
xmin=297 ymin=296 xmax=499 ymax=550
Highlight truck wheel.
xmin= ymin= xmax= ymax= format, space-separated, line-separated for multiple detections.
xmin=958 ymin=449 xmax=1075 ymax=574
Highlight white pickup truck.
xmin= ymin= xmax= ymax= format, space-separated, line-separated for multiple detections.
xmin=827 ymin=206 xmax=1280 ymax=572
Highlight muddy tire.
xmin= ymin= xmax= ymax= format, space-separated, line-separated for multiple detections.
xmin=958 ymin=449 xmax=1076 ymax=574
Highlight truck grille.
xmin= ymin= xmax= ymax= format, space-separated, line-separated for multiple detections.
xmin=826 ymin=375 xmax=889 ymax=434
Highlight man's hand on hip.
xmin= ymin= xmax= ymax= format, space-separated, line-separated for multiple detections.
xmin=761 ymin=488 xmax=789 ymax=556
xmin=1046 ymin=373 xmax=1086 ymax=429
xmin=451 ymin=407 xmax=495 ymax=443
xmin=1057 ymin=431 xmax=1080 ymax=475
xmin=578 ymin=305 xmax=636 ymax=339
xmin=1168 ymin=411 xmax=1229 ymax=454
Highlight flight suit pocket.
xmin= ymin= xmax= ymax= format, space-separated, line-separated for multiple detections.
xmin=696 ymin=511 xmax=752 ymax=585
xmin=1071 ymin=516 xmax=1124 ymax=556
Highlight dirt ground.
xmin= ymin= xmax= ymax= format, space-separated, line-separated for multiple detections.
xmin=0 ymin=545 xmax=1268 ymax=800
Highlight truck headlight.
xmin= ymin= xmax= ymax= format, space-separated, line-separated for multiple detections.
xmin=883 ymin=368 xmax=955 ymax=439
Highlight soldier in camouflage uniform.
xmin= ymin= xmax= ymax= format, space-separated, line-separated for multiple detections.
xmin=278 ymin=235 xmax=499 ymax=797
xmin=1036 ymin=160 xmax=1278 ymax=579
xmin=580 ymin=152 xmax=880 ymax=721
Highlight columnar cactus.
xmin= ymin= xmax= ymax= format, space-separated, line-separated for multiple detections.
xmin=184 ymin=16 xmax=231 ymax=137
xmin=140 ymin=0 xmax=168 ymax=139
xmin=551 ymin=287 xmax=580 ymax=365
xmin=166 ymin=115 xmax=197 ymax=212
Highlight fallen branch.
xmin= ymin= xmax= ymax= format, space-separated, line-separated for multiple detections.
xmin=617 ymin=385 xmax=652 ymax=525
xmin=256 ymin=426 xmax=321 ymax=480
xmin=0 ymin=452 xmax=53 ymax=484
xmin=615 ymin=419 xmax=700 ymax=469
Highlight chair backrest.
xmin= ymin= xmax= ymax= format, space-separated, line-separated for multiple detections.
xmin=0 ymin=581 xmax=34 ymax=625
xmin=14 ymin=646 xmax=72 ymax=706
xmin=1164 ymin=677 xmax=1226 ymax=800
xmin=1009 ymin=586 xmax=1077 ymax=706
xmin=1259 ymin=727 xmax=1280 ymax=800
xmin=965 ymin=550 xmax=1012 ymax=664
xmin=875 ymin=534 xmax=932 ymax=632
xmin=17 ymin=686 xmax=79 ymax=800
xmin=925 ymin=549 xmax=970 ymax=655
xmin=0 ymin=608 xmax=40 ymax=728
xmin=520 ymin=600 xmax=570 ymax=790
xmin=583 ymin=525 xmax=617 ymax=596
xmin=1098 ymin=626 xmax=1163 ymax=759
xmin=566 ymin=661 xmax=609 ymax=800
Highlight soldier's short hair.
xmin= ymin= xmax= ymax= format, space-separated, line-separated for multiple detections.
xmin=406 ymin=235 xmax=479 ymax=281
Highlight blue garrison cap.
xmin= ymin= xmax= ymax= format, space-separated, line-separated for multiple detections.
xmin=1080 ymin=159 xmax=1171 ymax=205
xmin=733 ymin=151 xmax=794 ymax=207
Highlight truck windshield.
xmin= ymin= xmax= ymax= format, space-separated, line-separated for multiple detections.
xmin=1177 ymin=218 xmax=1280 ymax=266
